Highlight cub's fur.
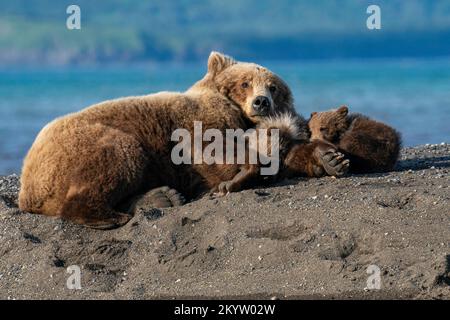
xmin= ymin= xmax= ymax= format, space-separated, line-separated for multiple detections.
xmin=309 ymin=106 xmax=401 ymax=173
xmin=216 ymin=113 xmax=350 ymax=195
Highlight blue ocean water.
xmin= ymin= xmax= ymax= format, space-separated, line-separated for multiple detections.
xmin=0 ymin=58 xmax=449 ymax=175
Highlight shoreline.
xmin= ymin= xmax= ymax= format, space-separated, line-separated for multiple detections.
xmin=0 ymin=144 xmax=449 ymax=299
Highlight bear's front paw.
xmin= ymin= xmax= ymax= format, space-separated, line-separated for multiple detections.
xmin=313 ymin=140 xmax=350 ymax=177
xmin=218 ymin=181 xmax=232 ymax=195
xmin=216 ymin=180 xmax=241 ymax=196
xmin=320 ymin=150 xmax=350 ymax=177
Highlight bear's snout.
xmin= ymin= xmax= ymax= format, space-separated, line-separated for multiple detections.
xmin=252 ymin=96 xmax=271 ymax=115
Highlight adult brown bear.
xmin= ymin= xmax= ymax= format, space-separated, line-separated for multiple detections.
xmin=19 ymin=52 xmax=347 ymax=229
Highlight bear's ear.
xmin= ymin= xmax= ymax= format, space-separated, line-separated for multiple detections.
xmin=337 ymin=105 xmax=348 ymax=116
xmin=207 ymin=51 xmax=236 ymax=76
xmin=310 ymin=111 xmax=317 ymax=118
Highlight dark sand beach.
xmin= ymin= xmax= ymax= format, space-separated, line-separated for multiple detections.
xmin=0 ymin=144 xmax=449 ymax=299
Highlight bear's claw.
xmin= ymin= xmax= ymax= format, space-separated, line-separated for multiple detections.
xmin=210 ymin=180 xmax=236 ymax=197
xmin=217 ymin=181 xmax=233 ymax=196
xmin=320 ymin=150 xmax=350 ymax=177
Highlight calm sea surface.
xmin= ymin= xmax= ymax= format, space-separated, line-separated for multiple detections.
xmin=1 ymin=59 xmax=449 ymax=175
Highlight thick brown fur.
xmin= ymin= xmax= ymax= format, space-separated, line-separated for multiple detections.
xmin=20 ymin=52 xmax=352 ymax=228
xmin=215 ymin=113 xmax=350 ymax=195
xmin=309 ymin=106 xmax=402 ymax=173
xmin=19 ymin=52 xmax=298 ymax=228
xmin=257 ymin=113 xmax=349 ymax=178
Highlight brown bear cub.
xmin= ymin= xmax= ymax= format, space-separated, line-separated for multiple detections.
xmin=215 ymin=113 xmax=350 ymax=195
xmin=308 ymin=106 xmax=401 ymax=173
xmin=270 ymin=115 xmax=349 ymax=179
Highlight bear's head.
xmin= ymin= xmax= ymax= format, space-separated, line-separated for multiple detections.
xmin=206 ymin=52 xmax=294 ymax=122
xmin=309 ymin=106 xmax=349 ymax=142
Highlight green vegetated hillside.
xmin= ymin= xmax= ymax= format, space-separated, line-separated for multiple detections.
xmin=1 ymin=0 xmax=450 ymax=65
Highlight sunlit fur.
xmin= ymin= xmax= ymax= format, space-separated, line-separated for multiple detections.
xmin=309 ymin=106 xmax=402 ymax=173
xmin=18 ymin=52 xmax=295 ymax=228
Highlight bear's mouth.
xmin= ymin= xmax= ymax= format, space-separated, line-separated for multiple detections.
xmin=249 ymin=111 xmax=270 ymax=118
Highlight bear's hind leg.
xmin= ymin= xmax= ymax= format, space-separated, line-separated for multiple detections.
xmin=58 ymin=182 xmax=134 ymax=229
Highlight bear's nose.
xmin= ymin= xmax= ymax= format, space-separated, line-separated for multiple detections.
xmin=252 ymin=96 xmax=271 ymax=114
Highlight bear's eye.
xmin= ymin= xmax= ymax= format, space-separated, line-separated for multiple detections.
xmin=241 ymin=82 xmax=249 ymax=89
xmin=269 ymin=85 xmax=277 ymax=93
xmin=320 ymin=127 xmax=327 ymax=132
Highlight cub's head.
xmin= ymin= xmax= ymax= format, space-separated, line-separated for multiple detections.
xmin=309 ymin=105 xmax=349 ymax=142
xmin=206 ymin=52 xmax=294 ymax=122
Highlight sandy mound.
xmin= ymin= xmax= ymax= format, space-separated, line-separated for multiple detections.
xmin=0 ymin=144 xmax=449 ymax=299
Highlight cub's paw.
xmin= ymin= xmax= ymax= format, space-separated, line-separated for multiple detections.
xmin=314 ymin=142 xmax=350 ymax=177
xmin=321 ymin=150 xmax=350 ymax=177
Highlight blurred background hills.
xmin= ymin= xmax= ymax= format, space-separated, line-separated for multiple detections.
xmin=1 ymin=0 xmax=450 ymax=65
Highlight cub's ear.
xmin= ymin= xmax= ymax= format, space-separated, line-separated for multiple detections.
xmin=207 ymin=51 xmax=236 ymax=76
xmin=337 ymin=105 xmax=348 ymax=116
xmin=310 ymin=111 xmax=318 ymax=118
